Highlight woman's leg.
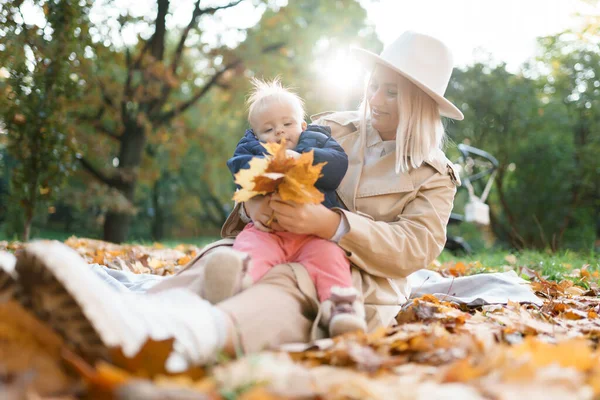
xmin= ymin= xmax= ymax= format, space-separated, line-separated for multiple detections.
xmin=14 ymin=241 xmax=227 ymax=371
xmin=218 ymin=264 xmax=317 ymax=353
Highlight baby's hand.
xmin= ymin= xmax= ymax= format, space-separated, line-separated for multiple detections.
xmin=286 ymin=149 xmax=301 ymax=159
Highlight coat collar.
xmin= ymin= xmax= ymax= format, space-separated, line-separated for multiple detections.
xmin=365 ymin=121 xmax=392 ymax=148
xmin=310 ymin=111 xmax=361 ymax=130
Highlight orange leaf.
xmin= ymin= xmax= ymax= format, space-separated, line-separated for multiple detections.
xmin=263 ymin=140 xmax=295 ymax=174
xmin=63 ymin=349 xmax=130 ymax=398
xmin=109 ymin=338 xmax=175 ymax=378
xmin=0 ymin=302 xmax=75 ymax=395
xmin=278 ymin=151 xmax=325 ymax=204
xmin=232 ymin=140 xmax=326 ymax=204
xmin=177 ymin=255 xmax=192 ymax=265
xmin=510 ymin=337 xmax=595 ymax=371
xmin=449 ymin=261 xmax=467 ymax=276
xmin=253 ymin=172 xmax=285 ymax=193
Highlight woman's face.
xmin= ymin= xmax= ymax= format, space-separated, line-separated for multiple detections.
xmin=367 ymin=66 xmax=399 ymax=140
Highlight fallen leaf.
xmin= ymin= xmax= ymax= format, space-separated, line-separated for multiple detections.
xmin=109 ymin=338 xmax=175 ymax=378
xmin=0 ymin=302 xmax=76 ymax=395
xmin=510 ymin=338 xmax=595 ymax=371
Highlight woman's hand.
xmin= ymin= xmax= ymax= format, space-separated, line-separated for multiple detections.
xmin=269 ymin=193 xmax=341 ymax=239
xmin=243 ymin=195 xmax=283 ymax=232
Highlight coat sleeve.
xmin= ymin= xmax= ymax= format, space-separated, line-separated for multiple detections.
xmin=295 ymin=135 xmax=349 ymax=191
xmin=335 ymin=172 xmax=456 ymax=279
xmin=312 ymin=137 xmax=348 ymax=191
xmin=226 ymin=134 xmax=267 ymax=177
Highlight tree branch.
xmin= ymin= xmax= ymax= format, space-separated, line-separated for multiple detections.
xmin=122 ymin=63 xmax=133 ymax=125
xmin=78 ymin=157 xmax=123 ymax=188
xmin=155 ymin=60 xmax=242 ymax=124
xmin=79 ymin=106 xmax=121 ymax=142
xmin=171 ymin=0 xmax=202 ymax=75
xmin=200 ymin=0 xmax=244 ymax=15
xmin=98 ymin=79 xmax=117 ymax=110
xmin=149 ymin=0 xmax=170 ymax=61
xmin=95 ymin=123 xmax=122 ymax=142
xmin=156 ymin=42 xmax=285 ymax=124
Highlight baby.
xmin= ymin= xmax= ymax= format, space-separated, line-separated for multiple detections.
xmin=203 ymin=78 xmax=366 ymax=337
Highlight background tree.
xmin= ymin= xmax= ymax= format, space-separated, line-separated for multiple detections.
xmin=532 ymin=27 xmax=600 ymax=249
xmin=72 ymin=0 xmax=377 ymax=243
xmin=0 ymin=0 xmax=91 ymax=240
xmin=446 ymin=21 xmax=600 ymax=251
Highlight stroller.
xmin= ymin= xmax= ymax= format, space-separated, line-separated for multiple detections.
xmin=444 ymin=144 xmax=499 ymax=254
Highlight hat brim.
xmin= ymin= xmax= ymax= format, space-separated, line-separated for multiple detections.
xmin=352 ymin=47 xmax=464 ymax=121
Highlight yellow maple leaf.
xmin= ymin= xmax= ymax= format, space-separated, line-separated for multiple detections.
xmin=233 ymin=156 xmax=269 ymax=202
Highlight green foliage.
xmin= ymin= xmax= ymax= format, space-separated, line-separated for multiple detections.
xmin=446 ymin=25 xmax=600 ymax=251
xmin=439 ymin=248 xmax=599 ymax=284
xmin=0 ymin=0 xmax=92 ymax=240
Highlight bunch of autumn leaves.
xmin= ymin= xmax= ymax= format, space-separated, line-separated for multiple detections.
xmin=232 ymin=140 xmax=326 ymax=205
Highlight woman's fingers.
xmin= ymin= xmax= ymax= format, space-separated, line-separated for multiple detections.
xmin=269 ymin=220 xmax=285 ymax=231
xmin=273 ymin=214 xmax=297 ymax=230
xmin=269 ymin=198 xmax=296 ymax=216
xmin=253 ymin=220 xmax=272 ymax=233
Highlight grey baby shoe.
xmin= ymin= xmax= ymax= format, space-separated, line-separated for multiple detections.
xmin=320 ymin=286 xmax=367 ymax=337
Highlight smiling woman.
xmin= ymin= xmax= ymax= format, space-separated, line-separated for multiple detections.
xmin=366 ymin=67 xmax=400 ymax=140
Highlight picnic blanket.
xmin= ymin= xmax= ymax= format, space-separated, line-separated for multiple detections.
xmin=89 ymin=263 xmax=543 ymax=306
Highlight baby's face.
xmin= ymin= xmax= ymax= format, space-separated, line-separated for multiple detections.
xmin=252 ymin=102 xmax=306 ymax=149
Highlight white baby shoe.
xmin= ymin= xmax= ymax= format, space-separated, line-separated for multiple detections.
xmin=201 ymin=247 xmax=253 ymax=305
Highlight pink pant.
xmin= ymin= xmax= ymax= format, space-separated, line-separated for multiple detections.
xmin=233 ymin=224 xmax=352 ymax=301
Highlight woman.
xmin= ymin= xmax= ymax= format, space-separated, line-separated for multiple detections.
xmin=8 ymin=31 xmax=462 ymax=370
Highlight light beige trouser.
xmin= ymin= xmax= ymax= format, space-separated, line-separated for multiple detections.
xmin=149 ymin=246 xmax=321 ymax=353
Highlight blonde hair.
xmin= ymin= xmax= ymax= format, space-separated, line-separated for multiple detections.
xmin=361 ymin=71 xmax=446 ymax=173
xmin=246 ymin=77 xmax=305 ymax=127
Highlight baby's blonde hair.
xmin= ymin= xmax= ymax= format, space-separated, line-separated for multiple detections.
xmin=247 ymin=77 xmax=305 ymax=127
xmin=361 ymin=71 xmax=446 ymax=173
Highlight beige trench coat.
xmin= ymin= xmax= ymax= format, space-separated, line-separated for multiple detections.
xmin=204 ymin=110 xmax=461 ymax=331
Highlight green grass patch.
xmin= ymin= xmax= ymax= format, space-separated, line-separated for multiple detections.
xmin=439 ymin=248 xmax=599 ymax=284
xmin=128 ymin=236 xmax=220 ymax=248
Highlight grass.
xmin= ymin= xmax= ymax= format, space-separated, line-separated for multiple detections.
xmin=0 ymin=229 xmax=77 ymax=243
xmin=130 ymin=237 xmax=220 ymax=248
xmin=439 ymin=248 xmax=600 ymax=284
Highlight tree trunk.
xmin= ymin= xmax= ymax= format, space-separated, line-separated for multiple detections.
xmin=151 ymin=178 xmax=164 ymax=241
xmin=103 ymin=211 xmax=131 ymax=244
xmin=102 ymin=127 xmax=146 ymax=243
xmin=23 ymin=212 xmax=32 ymax=242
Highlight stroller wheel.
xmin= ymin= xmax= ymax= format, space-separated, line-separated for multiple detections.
xmin=445 ymin=236 xmax=472 ymax=255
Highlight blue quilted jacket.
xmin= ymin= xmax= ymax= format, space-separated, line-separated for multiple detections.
xmin=227 ymin=125 xmax=348 ymax=209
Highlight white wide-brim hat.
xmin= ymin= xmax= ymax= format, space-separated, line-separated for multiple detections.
xmin=352 ymin=31 xmax=464 ymax=120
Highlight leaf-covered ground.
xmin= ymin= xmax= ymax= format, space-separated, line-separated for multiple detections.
xmin=1 ymin=238 xmax=599 ymax=399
